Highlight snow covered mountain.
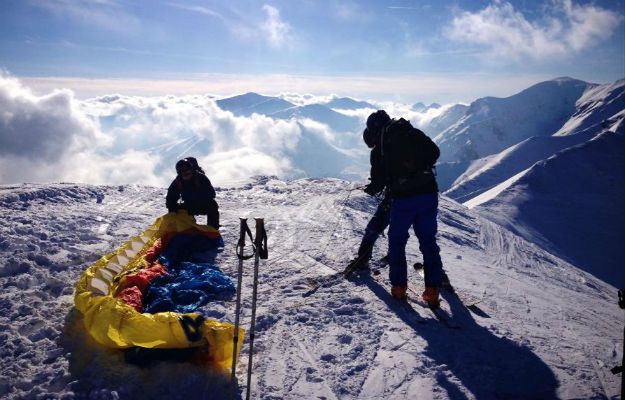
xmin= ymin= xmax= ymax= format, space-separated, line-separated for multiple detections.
xmin=443 ymin=130 xmax=598 ymax=202
xmin=0 ymin=179 xmax=622 ymax=399
xmin=421 ymin=103 xmax=469 ymax=138
xmin=435 ymin=77 xmax=590 ymax=163
xmin=271 ymin=104 xmax=361 ymax=134
xmin=431 ymin=79 xmax=624 ymax=287
xmin=412 ymin=102 xmax=441 ymax=112
xmin=215 ymin=92 xmax=362 ymax=134
xmin=554 ymin=79 xmax=625 ymax=136
xmin=443 ymin=79 xmax=624 ymax=201
xmin=466 ymin=130 xmax=625 ymax=288
xmin=216 ymin=92 xmax=295 ymax=116
xmin=323 ymin=97 xmax=376 ymax=110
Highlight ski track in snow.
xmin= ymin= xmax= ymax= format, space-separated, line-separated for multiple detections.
xmin=0 ymin=178 xmax=622 ymax=399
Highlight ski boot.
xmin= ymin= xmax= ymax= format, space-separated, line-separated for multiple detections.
xmin=422 ymin=287 xmax=440 ymax=308
xmin=391 ymin=285 xmax=407 ymax=301
xmin=347 ymin=255 xmax=369 ymax=271
xmin=344 ymin=255 xmax=369 ymax=277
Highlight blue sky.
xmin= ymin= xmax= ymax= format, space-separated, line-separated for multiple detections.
xmin=1 ymin=0 xmax=623 ymax=103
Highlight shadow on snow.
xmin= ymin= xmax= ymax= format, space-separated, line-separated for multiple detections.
xmin=362 ymin=275 xmax=559 ymax=399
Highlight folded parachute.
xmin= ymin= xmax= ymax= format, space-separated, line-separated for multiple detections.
xmin=74 ymin=211 xmax=243 ymax=371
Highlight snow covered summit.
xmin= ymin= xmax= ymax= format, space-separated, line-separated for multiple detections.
xmin=435 ymin=77 xmax=590 ymax=163
xmin=0 ymin=179 xmax=621 ymax=399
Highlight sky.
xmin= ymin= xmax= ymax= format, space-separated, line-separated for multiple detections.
xmin=1 ymin=0 xmax=623 ymax=103
xmin=0 ymin=0 xmax=624 ymax=187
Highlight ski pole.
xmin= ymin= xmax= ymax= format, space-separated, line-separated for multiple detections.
xmin=245 ymin=218 xmax=267 ymax=400
xmin=231 ymin=218 xmax=255 ymax=400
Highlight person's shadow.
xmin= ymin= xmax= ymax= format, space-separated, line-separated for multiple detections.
xmin=360 ymin=274 xmax=559 ymax=399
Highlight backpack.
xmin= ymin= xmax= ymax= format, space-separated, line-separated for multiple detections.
xmin=381 ymin=118 xmax=440 ymax=197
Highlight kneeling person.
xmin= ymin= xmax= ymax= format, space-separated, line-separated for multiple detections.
xmin=166 ymin=158 xmax=220 ymax=229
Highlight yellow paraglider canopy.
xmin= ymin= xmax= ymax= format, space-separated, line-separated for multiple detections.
xmin=74 ymin=211 xmax=243 ymax=371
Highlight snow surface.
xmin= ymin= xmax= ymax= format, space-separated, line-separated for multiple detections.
xmin=0 ymin=179 xmax=622 ymax=399
xmin=444 ymin=131 xmax=598 ymax=203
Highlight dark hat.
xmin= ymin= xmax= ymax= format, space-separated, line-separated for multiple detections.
xmin=366 ymin=110 xmax=391 ymax=132
xmin=175 ymin=159 xmax=193 ymax=174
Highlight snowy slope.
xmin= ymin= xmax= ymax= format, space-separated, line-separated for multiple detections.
xmin=423 ymin=104 xmax=468 ymax=138
xmin=435 ymin=78 xmax=590 ymax=163
xmin=0 ymin=179 xmax=622 ymax=399
xmin=554 ymin=79 xmax=625 ymax=137
xmin=444 ymin=130 xmax=598 ymax=202
xmin=443 ymin=78 xmax=624 ymax=203
xmin=470 ymin=131 xmax=625 ymax=288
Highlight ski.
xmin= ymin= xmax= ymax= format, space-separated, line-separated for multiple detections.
xmin=397 ymin=298 xmax=427 ymax=325
xmin=408 ymin=297 xmax=462 ymax=330
xmin=305 ymin=256 xmax=388 ymax=291
xmin=368 ymin=269 xmax=427 ymax=325
xmin=413 ymin=262 xmax=491 ymax=318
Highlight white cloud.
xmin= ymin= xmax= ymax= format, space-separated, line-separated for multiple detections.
xmin=0 ymin=72 xmax=99 ymax=163
xmin=1 ymin=74 xmax=372 ymax=186
xmin=200 ymin=148 xmax=292 ymax=185
xmin=0 ymin=73 xmax=161 ymax=185
xmin=446 ymin=0 xmax=621 ymax=61
xmin=165 ymin=3 xmax=225 ymax=21
xmin=261 ymin=5 xmax=294 ymax=48
xmin=63 ymin=150 xmax=164 ymax=186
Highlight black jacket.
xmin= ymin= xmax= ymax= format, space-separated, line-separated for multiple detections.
xmin=367 ymin=144 xmax=386 ymax=196
xmin=166 ymin=172 xmax=216 ymax=215
xmin=380 ymin=119 xmax=439 ymax=198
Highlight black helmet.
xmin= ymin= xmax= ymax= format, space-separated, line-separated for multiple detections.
xmin=366 ymin=110 xmax=391 ymax=132
xmin=362 ymin=128 xmax=378 ymax=148
xmin=175 ymin=159 xmax=193 ymax=174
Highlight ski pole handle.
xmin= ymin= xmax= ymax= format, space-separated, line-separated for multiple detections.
xmin=236 ymin=218 xmax=256 ymax=260
xmin=254 ymin=218 xmax=268 ymax=260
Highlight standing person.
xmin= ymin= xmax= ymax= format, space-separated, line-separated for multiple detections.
xmin=346 ymin=127 xmax=391 ymax=271
xmin=366 ymin=110 xmax=445 ymax=306
xmin=166 ymin=158 xmax=220 ymax=229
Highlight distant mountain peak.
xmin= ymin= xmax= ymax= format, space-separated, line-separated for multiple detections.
xmin=551 ymin=76 xmax=585 ymax=83
xmin=216 ymin=93 xmax=295 ymax=116
xmin=412 ymin=102 xmax=442 ymax=112
xmin=324 ymin=97 xmax=375 ymax=110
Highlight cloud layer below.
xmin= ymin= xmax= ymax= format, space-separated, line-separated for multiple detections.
xmin=1 ymin=73 xmax=387 ymax=187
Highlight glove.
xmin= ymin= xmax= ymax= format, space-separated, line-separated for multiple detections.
xmin=364 ymin=184 xmax=380 ymax=196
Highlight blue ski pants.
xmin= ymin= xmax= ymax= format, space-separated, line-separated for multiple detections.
xmin=388 ymin=192 xmax=444 ymax=288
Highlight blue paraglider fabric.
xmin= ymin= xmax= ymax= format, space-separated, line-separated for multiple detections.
xmin=143 ymin=234 xmax=234 ymax=314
